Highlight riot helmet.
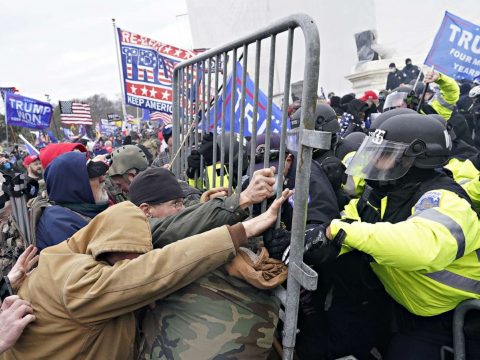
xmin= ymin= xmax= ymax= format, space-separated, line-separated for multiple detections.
xmin=287 ymin=104 xmax=339 ymax=152
xmin=469 ymin=85 xmax=480 ymax=99
xmin=335 ymin=132 xmax=367 ymax=161
xmin=370 ymin=107 xmax=416 ymax=129
xmin=383 ymin=86 xmax=418 ymax=111
xmin=346 ymin=113 xmax=451 ymax=181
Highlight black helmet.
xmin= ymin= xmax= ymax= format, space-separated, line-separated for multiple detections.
xmin=336 ymin=132 xmax=366 ymax=161
xmin=346 ymin=114 xmax=451 ymax=181
xmin=287 ymin=104 xmax=339 ymax=152
xmin=370 ymin=107 xmax=416 ymax=129
xmin=380 ymin=114 xmax=451 ymax=169
xmin=290 ymin=104 xmax=339 ymax=133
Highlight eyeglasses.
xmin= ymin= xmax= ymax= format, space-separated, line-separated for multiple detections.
xmin=159 ymin=199 xmax=184 ymax=209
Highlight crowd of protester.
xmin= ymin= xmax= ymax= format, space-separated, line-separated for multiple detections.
xmin=1 ymin=58 xmax=480 ymax=360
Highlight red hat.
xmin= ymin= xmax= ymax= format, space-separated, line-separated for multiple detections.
xmin=360 ymin=90 xmax=378 ymax=101
xmin=39 ymin=143 xmax=88 ymax=169
xmin=23 ymin=155 xmax=40 ymax=167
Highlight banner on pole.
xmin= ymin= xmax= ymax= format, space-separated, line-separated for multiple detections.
xmin=117 ymin=27 xmax=197 ymax=114
xmin=425 ymin=11 xmax=480 ymax=81
xmin=5 ymin=93 xmax=53 ymax=130
xmin=99 ymin=119 xmax=119 ymax=135
xmin=207 ymin=62 xmax=286 ymax=136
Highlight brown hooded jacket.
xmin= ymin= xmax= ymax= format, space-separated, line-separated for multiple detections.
xmin=2 ymin=201 xmax=242 ymax=360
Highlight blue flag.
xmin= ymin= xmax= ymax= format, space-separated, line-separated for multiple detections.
xmin=207 ymin=62 xmax=285 ymax=136
xmin=425 ymin=11 xmax=480 ymax=81
xmin=5 ymin=93 xmax=53 ymax=130
xmin=46 ymin=130 xmax=58 ymax=143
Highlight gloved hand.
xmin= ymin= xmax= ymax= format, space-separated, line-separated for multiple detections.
xmin=281 ymin=224 xmax=345 ymax=266
xmin=263 ymin=227 xmax=291 ymax=261
xmin=303 ymin=224 xmax=345 ymax=267
xmin=186 ymin=150 xmax=201 ymax=179
xmin=197 ymin=133 xmax=215 ymax=165
xmin=320 ymin=157 xmax=347 ymax=191
xmin=187 ymin=150 xmax=201 ymax=170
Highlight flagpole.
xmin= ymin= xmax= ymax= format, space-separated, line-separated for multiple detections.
xmin=4 ymin=99 xmax=8 ymax=145
xmin=45 ymin=94 xmax=61 ymax=140
xmin=112 ymin=19 xmax=129 ymax=131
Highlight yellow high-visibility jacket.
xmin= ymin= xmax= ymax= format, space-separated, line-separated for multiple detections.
xmin=188 ymin=163 xmax=230 ymax=191
xmin=331 ymin=188 xmax=480 ymax=316
xmin=341 ymin=151 xmax=365 ymax=198
xmin=424 ymin=72 xmax=460 ymax=120
xmin=445 ymin=157 xmax=480 ymax=212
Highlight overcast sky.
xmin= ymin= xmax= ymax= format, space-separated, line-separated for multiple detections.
xmin=0 ymin=0 xmax=192 ymax=104
xmin=1 ymin=0 xmax=479 ymax=108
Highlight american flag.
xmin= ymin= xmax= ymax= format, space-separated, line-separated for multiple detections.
xmin=0 ymin=87 xmax=18 ymax=101
xmin=149 ymin=111 xmax=172 ymax=125
xmin=59 ymin=101 xmax=93 ymax=125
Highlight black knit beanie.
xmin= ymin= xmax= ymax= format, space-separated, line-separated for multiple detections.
xmin=128 ymin=167 xmax=183 ymax=206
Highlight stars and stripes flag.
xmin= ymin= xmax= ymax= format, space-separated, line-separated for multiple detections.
xmin=0 ymin=87 xmax=18 ymax=101
xmin=116 ymin=27 xmax=199 ymax=115
xmin=59 ymin=101 xmax=93 ymax=125
xmin=149 ymin=111 xmax=172 ymax=125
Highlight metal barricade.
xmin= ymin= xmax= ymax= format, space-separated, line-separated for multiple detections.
xmin=453 ymin=299 xmax=480 ymax=360
xmin=172 ymin=13 xmax=329 ymax=360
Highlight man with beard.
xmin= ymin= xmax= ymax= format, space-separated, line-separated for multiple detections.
xmin=23 ymin=155 xmax=45 ymax=196
xmin=35 ymin=151 xmax=110 ymax=251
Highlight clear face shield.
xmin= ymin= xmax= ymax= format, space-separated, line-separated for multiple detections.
xmin=345 ymin=133 xmax=416 ymax=181
xmin=383 ymin=92 xmax=408 ymax=111
xmin=286 ymin=128 xmax=300 ymax=152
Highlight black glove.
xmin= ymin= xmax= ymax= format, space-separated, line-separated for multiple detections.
xmin=281 ymin=224 xmax=345 ymax=266
xmin=198 ymin=133 xmax=215 ymax=165
xmin=320 ymin=157 xmax=347 ymax=191
xmin=303 ymin=224 xmax=345 ymax=267
xmin=187 ymin=150 xmax=201 ymax=170
xmin=263 ymin=227 xmax=291 ymax=261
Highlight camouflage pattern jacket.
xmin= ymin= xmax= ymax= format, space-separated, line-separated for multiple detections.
xmin=0 ymin=213 xmax=24 ymax=277
xmin=142 ymin=194 xmax=280 ymax=359
xmin=142 ymin=268 xmax=280 ymax=360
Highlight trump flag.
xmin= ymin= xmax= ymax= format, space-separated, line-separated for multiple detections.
xmin=5 ymin=93 xmax=52 ymax=130
xmin=117 ymin=27 xmax=197 ymax=115
xmin=207 ymin=62 xmax=285 ymax=136
xmin=425 ymin=11 xmax=480 ymax=81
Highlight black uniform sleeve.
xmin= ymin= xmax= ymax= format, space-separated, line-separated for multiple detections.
xmin=306 ymin=161 xmax=341 ymax=225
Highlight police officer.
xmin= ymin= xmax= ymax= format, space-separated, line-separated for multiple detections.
xmin=301 ymin=113 xmax=480 ymax=359
xmin=386 ymin=62 xmax=407 ymax=90
xmin=186 ymin=132 xmax=248 ymax=191
xmin=267 ymin=104 xmax=348 ymax=359
xmin=401 ymin=58 xmax=422 ymax=83
xmin=286 ymin=104 xmax=346 ymax=227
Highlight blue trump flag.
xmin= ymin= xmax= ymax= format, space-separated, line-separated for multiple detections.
xmin=5 ymin=93 xmax=53 ymax=130
xmin=425 ymin=11 xmax=480 ymax=81
xmin=207 ymin=62 xmax=285 ymax=136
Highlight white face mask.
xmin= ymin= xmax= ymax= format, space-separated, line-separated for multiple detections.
xmin=389 ymin=68 xmax=396 ymax=73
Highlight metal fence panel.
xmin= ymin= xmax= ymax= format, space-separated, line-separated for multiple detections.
xmin=172 ymin=13 xmax=322 ymax=360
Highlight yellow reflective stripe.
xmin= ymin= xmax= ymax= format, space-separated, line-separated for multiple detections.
xmin=410 ymin=208 xmax=465 ymax=259
xmin=425 ymin=270 xmax=480 ymax=295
